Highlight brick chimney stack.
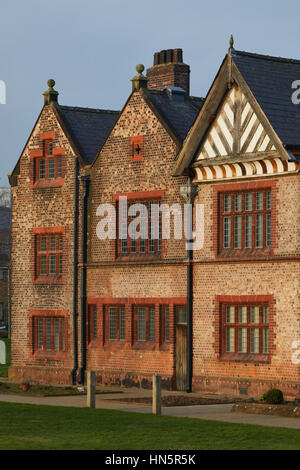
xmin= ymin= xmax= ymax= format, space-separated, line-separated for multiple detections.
xmin=146 ymin=48 xmax=190 ymax=95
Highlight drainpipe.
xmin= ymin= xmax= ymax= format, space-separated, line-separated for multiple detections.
xmin=78 ymin=174 xmax=90 ymax=385
xmin=0 ymin=266 xmax=9 ymax=334
xmin=186 ymin=229 xmax=193 ymax=393
xmin=71 ymin=157 xmax=79 ymax=385
xmin=181 ymin=177 xmax=198 ymax=393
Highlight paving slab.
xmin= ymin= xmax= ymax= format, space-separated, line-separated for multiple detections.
xmin=0 ymin=393 xmax=300 ymax=429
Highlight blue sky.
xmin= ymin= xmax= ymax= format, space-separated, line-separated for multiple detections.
xmin=0 ymin=0 xmax=299 ymax=187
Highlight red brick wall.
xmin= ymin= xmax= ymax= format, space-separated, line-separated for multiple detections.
xmin=85 ymin=90 xmax=189 ymax=387
xmin=9 ymin=104 xmax=78 ymax=384
xmin=191 ymin=175 xmax=300 ymax=399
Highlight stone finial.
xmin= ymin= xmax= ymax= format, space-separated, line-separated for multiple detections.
xmin=136 ymin=64 xmax=145 ymax=74
xmin=228 ymin=34 xmax=234 ymax=55
xmin=131 ymin=64 xmax=147 ymax=92
xmin=43 ymin=78 xmax=59 ymax=105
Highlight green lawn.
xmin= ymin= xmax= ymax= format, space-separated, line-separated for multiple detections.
xmin=0 ymin=402 xmax=299 ymax=450
xmin=0 ymin=338 xmax=10 ymax=377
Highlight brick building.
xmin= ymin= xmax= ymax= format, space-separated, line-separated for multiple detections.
xmin=0 ymin=188 xmax=11 ymax=332
xmin=8 ymin=42 xmax=300 ymax=399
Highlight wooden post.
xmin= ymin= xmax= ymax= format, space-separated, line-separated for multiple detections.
xmin=152 ymin=374 xmax=162 ymax=415
xmin=87 ymin=370 xmax=96 ymax=408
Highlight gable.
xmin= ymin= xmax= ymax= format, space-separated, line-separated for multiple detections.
xmin=196 ymin=84 xmax=276 ymax=162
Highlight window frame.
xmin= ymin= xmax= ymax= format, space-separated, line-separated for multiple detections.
xmin=160 ymin=305 xmax=170 ymax=344
xmin=116 ymin=198 xmax=162 ymax=258
xmin=33 ymin=228 xmax=64 ymax=284
xmin=218 ymin=188 xmax=272 ymax=256
xmin=34 ymin=140 xmax=63 ymax=181
xmin=220 ymin=302 xmax=271 ymax=362
xmin=104 ymin=305 xmax=126 ymax=343
xmin=133 ymin=305 xmax=156 ymax=344
xmin=30 ymin=137 xmax=65 ymax=188
xmin=32 ymin=316 xmax=66 ymax=353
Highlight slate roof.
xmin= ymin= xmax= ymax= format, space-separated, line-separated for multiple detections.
xmin=232 ymin=49 xmax=300 ymax=148
xmin=0 ymin=189 xmax=11 ymax=209
xmin=0 ymin=209 xmax=11 ymax=230
xmin=58 ymin=106 xmax=120 ymax=164
xmin=146 ymin=88 xmax=204 ymax=142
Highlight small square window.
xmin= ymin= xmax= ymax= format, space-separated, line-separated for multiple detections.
xmin=130 ymin=136 xmax=143 ymax=161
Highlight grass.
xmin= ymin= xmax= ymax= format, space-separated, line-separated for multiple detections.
xmin=0 ymin=381 xmax=122 ymax=397
xmin=0 ymin=402 xmax=299 ymax=450
xmin=0 ymin=338 xmax=10 ymax=377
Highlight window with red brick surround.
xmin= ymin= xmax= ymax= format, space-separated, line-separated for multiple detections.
xmin=130 ymin=136 xmax=143 ymax=162
xmin=133 ymin=305 xmax=156 ymax=343
xmin=217 ymin=297 xmax=275 ymax=363
xmin=115 ymin=194 xmax=163 ymax=258
xmin=30 ymin=133 xmax=65 ymax=188
xmin=219 ymin=189 xmax=272 ymax=256
xmin=32 ymin=316 xmax=66 ymax=353
xmin=87 ymin=298 xmax=185 ymax=350
xmin=105 ymin=305 xmax=126 ymax=341
xmin=33 ymin=228 xmax=64 ymax=284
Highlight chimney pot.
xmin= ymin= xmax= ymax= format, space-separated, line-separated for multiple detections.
xmin=160 ymin=50 xmax=167 ymax=64
xmin=154 ymin=52 xmax=160 ymax=66
xmin=173 ymin=48 xmax=183 ymax=63
xmin=166 ymin=49 xmax=173 ymax=63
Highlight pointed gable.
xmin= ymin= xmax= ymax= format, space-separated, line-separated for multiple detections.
xmin=196 ymin=84 xmax=275 ymax=162
xmin=174 ymin=48 xmax=300 ymax=178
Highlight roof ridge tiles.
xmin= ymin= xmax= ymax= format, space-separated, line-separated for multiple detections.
xmin=233 ymin=49 xmax=300 ymax=65
xmin=60 ymin=105 xmax=120 ymax=114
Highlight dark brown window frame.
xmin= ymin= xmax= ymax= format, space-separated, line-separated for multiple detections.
xmin=116 ymin=199 xmax=162 ymax=258
xmin=133 ymin=305 xmax=156 ymax=344
xmin=33 ymin=140 xmax=63 ymax=184
xmin=35 ymin=233 xmax=63 ymax=280
xmin=104 ymin=305 xmax=126 ymax=342
xmin=220 ymin=303 xmax=270 ymax=363
xmin=219 ymin=189 xmax=272 ymax=256
xmin=33 ymin=316 xmax=66 ymax=353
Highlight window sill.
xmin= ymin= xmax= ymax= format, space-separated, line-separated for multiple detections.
xmin=132 ymin=341 xmax=156 ymax=350
xmin=117 ymin=253 xmax=162 ymax=262
xmin=31 ymin=350 xmax=68 ymax=360
xmin=220 ymin=352 xmax=270 ymax=363
xmin=31 ymin=178 xmax=64 ymax=188
xmin=159 ymin=343 xmax=171 ymax=351
xmin=33 ymin=275 xmax=65 ymax=285
xmin=218 ymin=248 xmax=272 ymax=258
